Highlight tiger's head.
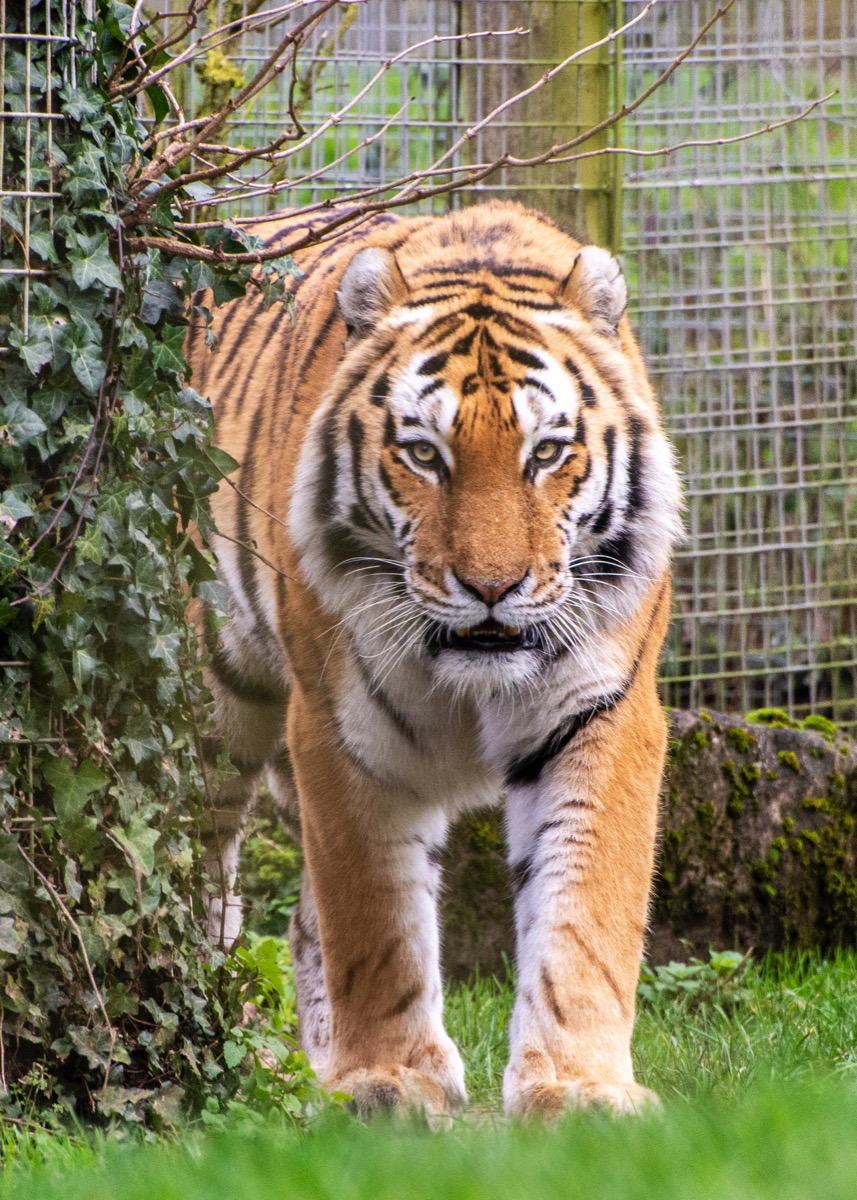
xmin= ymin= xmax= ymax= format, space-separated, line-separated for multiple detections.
xmin=291 ymin=208 xmax=682 ymax=692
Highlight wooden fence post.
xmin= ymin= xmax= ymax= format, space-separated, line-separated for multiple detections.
xmin=457 ymin=0 xmax=620 ymax=250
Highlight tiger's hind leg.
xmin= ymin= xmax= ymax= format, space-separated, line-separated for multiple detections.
xmin=265 ymin=750 xmax=333 ymax=1069
xmin=201 ymin=633 xmax=290 ymax=950
xmin=288 ymin=878 xmax=332 ymax=1072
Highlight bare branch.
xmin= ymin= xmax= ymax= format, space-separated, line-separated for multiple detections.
xmin=124 ymin=22 xmax=527 ymax=222
xmin=393 ymin=0 xmax=662 ymax=202
xmin=121 ymin=1 xmax=748 ymax=265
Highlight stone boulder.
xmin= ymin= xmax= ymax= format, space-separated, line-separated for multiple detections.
xmin=440 ymin=709 xmax=857 ymax=976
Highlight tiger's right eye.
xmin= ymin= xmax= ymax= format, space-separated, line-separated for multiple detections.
xmin=406 ymin=441 xmax=441 ymax=469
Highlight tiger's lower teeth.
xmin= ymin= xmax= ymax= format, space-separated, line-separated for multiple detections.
xmin=455 ymin=626 xmax=522 ymax=640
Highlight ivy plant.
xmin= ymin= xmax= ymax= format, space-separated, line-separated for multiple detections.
xmin=0 ymin=0 xmax=309 ymax=1126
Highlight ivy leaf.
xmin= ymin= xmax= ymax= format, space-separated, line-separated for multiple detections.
xmin=0 ymin=917 xmax=28 ymax=956
xmin=183 ymin=182 xmax=216 ymax=203
xmin=222 ymin=1040 xmax=244 ymax=1069
xmin=69 ymin=232 xmax=123 ymax=292
xmin=205 ymin=446 xmax=240 ymax=478
xmin=0 ymin=492 xmax=34 ymax=522
xmin=150 ymin=324 xmax=187 ymax=375
xmin=7 ymin=327 xmax=53 ymax=375
xmin=68 ymin=340 xmax=106 ymax=395
xmin=2 ymin=400 xmax=47 ymax=445
xmin=112 ymin=819 xmax=159 ymax=876
xmin=145 ymin=82 xmax=169 ymax=125
xmin=72 ymin=646 xmax=99 ymax=688
xmin=27 ymin=228 xmax=58 ymax=263
xmin=0 ymin=542 xmax=20 ymax=575
xmin=141 ymin=279 xmax=184 ymax=326
xmin=212 ymin=276 xmax=246 ymax=306
xmin=59 ymin=84 xmax=101 ymax=122
xmin=76 ymin=523 xmax=104 ymax=565
xmin=43 ymin=757 xmax=108 ymax=822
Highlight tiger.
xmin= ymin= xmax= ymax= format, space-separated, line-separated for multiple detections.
xmin=185 ymin=201 xmax=683 ymax=1122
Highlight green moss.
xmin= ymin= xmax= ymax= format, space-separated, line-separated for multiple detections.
xmin=698 ymin=708 xmax=713 ymax=722
xmin=766 ymin=769 xmax=779 ymax=781
xmin=746 ymin=707 xmax=798 ymax=729
xmin=721 ymin=756 xmax=761 ymax=817
xmin=782 ymin=817 xmax=796 ymax=833
xmin=752 ymin=858 xmax=776 ymax=883
xmin=696 ymin=800 xmax=715 ymax=826
xmin=809 ymin=746 xmax=826 ymax=759
xmin=801 ymin=829 xmax=820 ymax=846
xmin=692 ymin=729 xmax=708 ymax=749
xmin=726 ymin=727 xmax=756 ymax=753
xmin=778 ymin=750 xmax=801 ymax=773
xmin=801 ymin=714 xmax=837 ymax=742
xmin=770 ymin=836 xmax=788 ymax=852
xmin=462 ymin=816 xmax=503 ymax=852
xmin=802 ymin=796 xmax=831 ymax=813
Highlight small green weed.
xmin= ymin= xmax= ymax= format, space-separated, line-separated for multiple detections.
xmin=637 ymin=949 xmax=750 ymax=1009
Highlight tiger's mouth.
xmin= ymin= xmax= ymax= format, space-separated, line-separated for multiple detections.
xmin=428 ymin=618 xmax=539 ymax=654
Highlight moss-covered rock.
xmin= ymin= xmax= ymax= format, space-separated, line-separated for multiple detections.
xmin=440 ymin=709 xmax=857 ymax=975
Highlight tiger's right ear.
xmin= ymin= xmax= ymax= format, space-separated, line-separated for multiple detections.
xmin=336 ymin=247 xmax=409 ymax=339
xmin=559 ymin=245 xmax=628 ymax=337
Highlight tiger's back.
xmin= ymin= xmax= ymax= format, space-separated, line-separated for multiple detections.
xmin=187 ymin=202 xmax=682 ymax=1120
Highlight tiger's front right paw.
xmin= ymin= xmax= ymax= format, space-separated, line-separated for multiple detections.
xmin=334 ymin=1064 xmax=466 ymax=1127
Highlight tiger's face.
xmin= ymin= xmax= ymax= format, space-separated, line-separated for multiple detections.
xmin=292 ymin=241 xmax=682 ymax=693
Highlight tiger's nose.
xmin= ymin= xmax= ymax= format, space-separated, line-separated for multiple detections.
xmin=454 ymin=571 xmax=529 ymax=605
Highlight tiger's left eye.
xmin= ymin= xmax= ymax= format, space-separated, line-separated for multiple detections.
xmin=406 ymin=440 xmax=441 ymax=468
xmin=532 ymin=439 xmax=566 ymax=467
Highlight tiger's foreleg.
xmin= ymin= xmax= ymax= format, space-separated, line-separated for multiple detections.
xmin=502 ymin=630 xmax=667 ymax=1118
xmin=287 ymin=688 xmax=465 ymax=1122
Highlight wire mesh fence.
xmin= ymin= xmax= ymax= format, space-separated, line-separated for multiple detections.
xmin=621 ymin=0 xmax=857 ymax=725
xmin=0 ymin=0 xmax=78 ymax=341
xmin=160 ymin=0 xmax=857 ymax=726
xmin=4 ymin=0 xmax=855 ymax=726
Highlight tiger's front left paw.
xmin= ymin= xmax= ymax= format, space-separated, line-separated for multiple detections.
xmin=506 ymin=1079 xmax=660 ymax=1121
xmin=335 ymin=1065 xmax=466 ymax=1127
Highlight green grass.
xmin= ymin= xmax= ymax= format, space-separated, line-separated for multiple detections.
xmin=3 ymin=952 xmax=857 ymax=1199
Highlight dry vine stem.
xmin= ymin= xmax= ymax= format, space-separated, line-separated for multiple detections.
xmin=119 ymin=0 xmax=822 ymax=271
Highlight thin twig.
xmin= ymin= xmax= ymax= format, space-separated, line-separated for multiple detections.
xmin=203 ymin=448 xmax=290 ymax=532
xmin=394 ymin=0 xmax=661 ymax=201
xmin=17 ymin=844 xmax=117 ymax=1096
xmin=124 ymin=23 xmax=526 ymax=217
xmin=212 ymin=528 xmax=296 ymax=582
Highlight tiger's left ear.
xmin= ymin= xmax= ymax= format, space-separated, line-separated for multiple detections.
xmin=559 ymin=246 xmax=628 ymax=337
xmin=336 ymin=247 xmax=410 ymax=339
